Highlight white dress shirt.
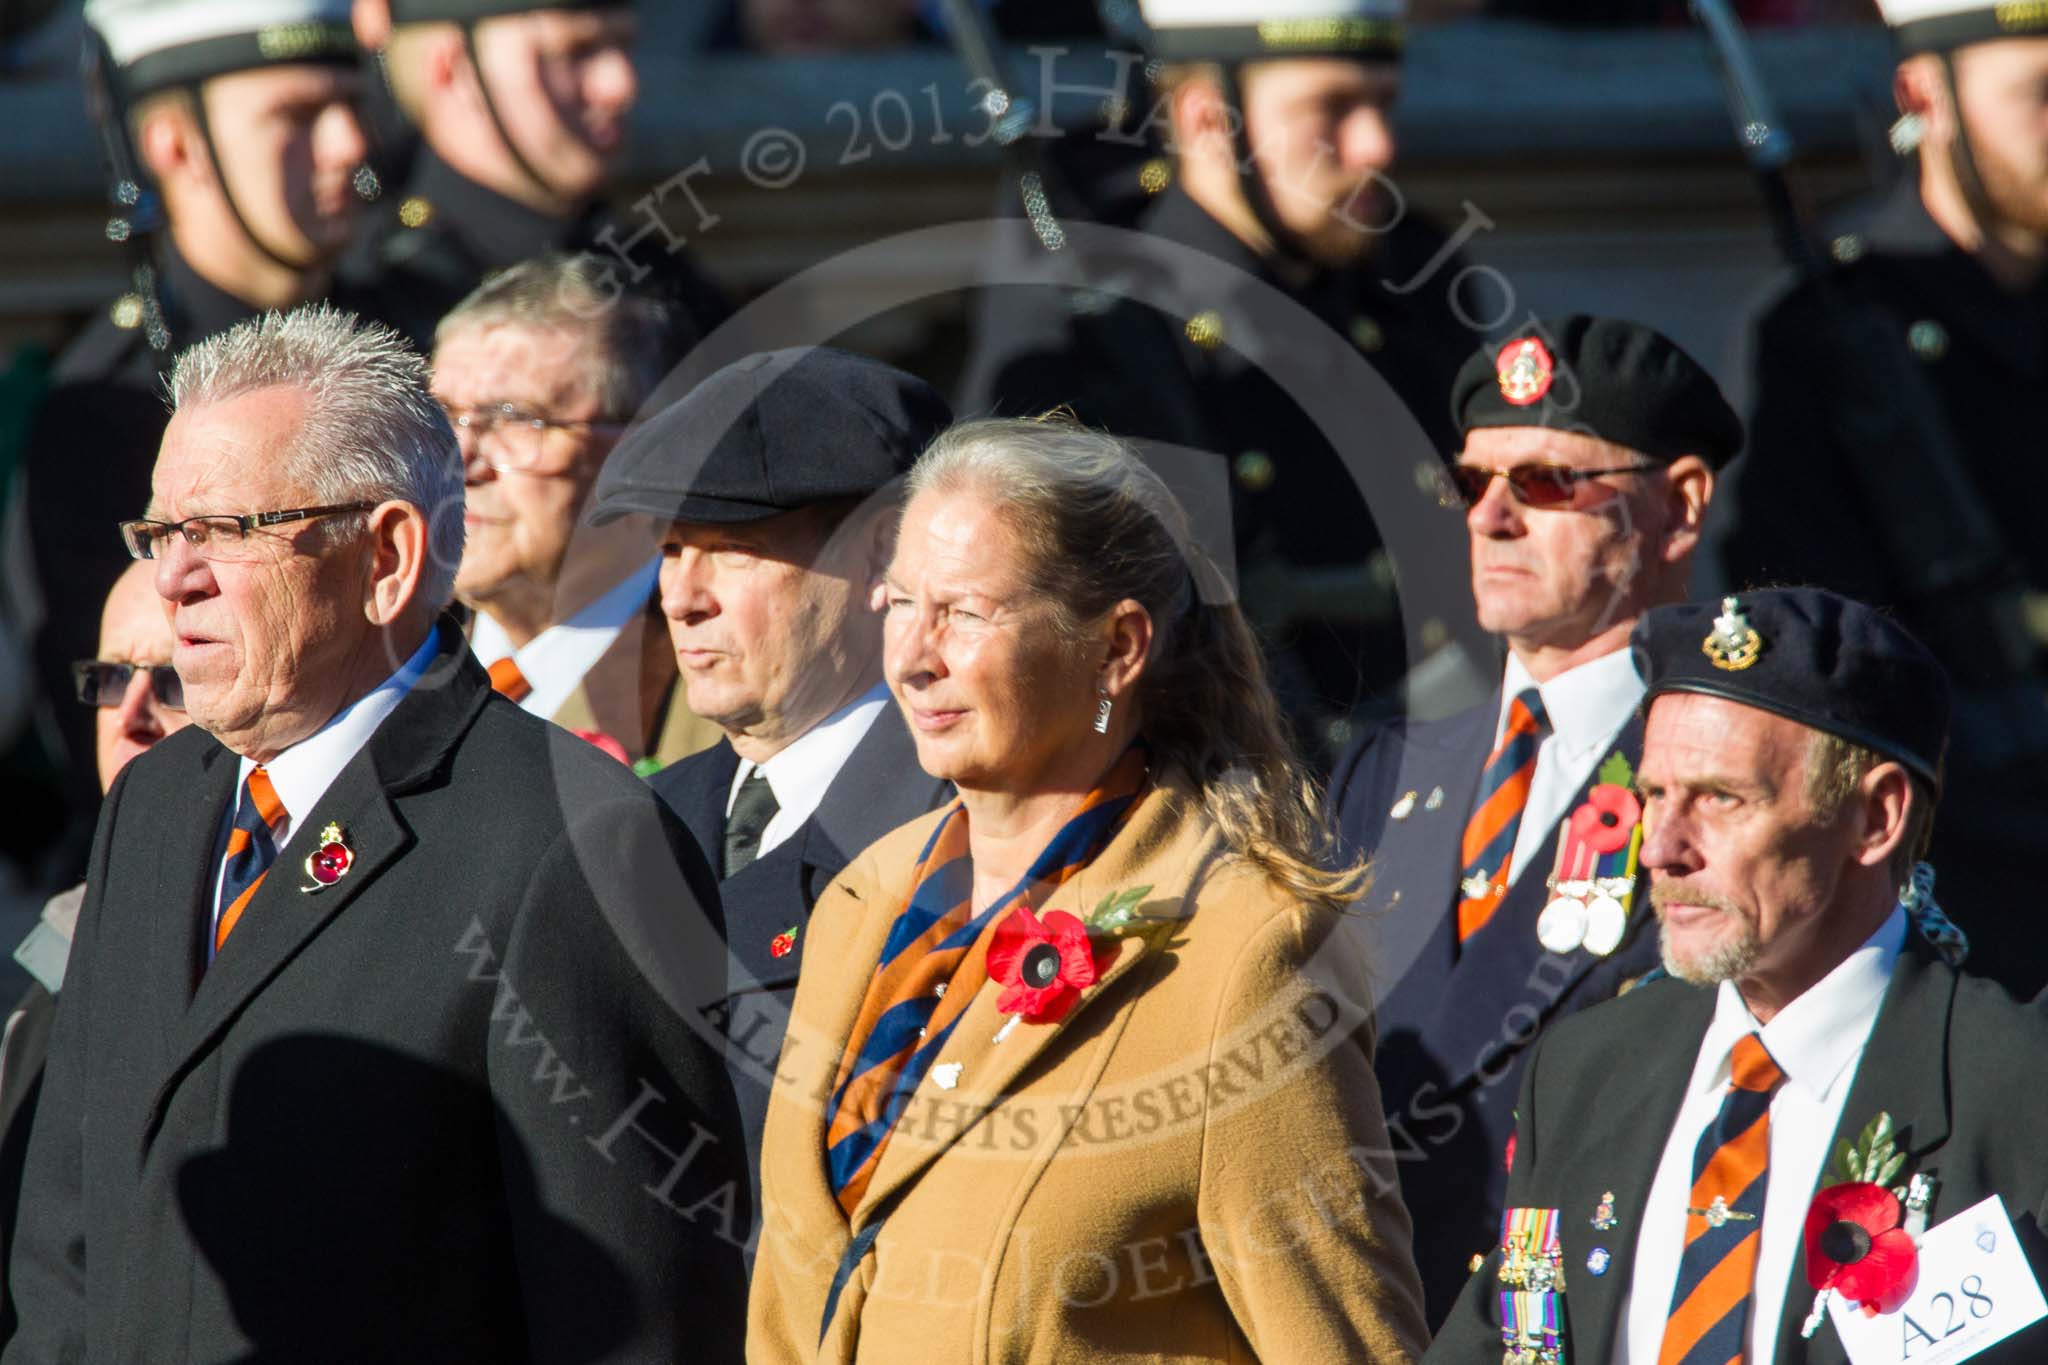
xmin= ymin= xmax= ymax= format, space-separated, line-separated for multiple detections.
xmin=209 ymin=629 xmax=439 ymax=937
xmin=469 ymin=558 xmax=658 ymax=721
xmin=1494 ymin=648 xmax=1645 ymax=887
xmin=1618 ymin=908 xmax=1908 ymax=1365
xmin=726 ymin=682 xmax=891 ymax=861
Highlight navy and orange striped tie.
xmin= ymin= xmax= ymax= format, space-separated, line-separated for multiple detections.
xmin=214 ymin=766 xmax=287 ymax=957
xmin=1457 ymin=687 xmax=1548 ymax=941
xmin=487 ymin=657 xmax=532 ymax=703
xmin=1658 ymin=1033 xmax=1786 ymax=1365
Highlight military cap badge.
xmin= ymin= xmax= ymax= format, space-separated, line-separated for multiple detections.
xmin=1496 ymin=337 xmax=1555 ymax=407
xmin=1702 ymin=595 xmax=1763 ymax=671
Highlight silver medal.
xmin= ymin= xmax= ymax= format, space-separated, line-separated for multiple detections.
xmin=1582 ymin=895 xmax=1627 ymax=957
xmin=1536 ymin=897 xmax=1589 ymax=954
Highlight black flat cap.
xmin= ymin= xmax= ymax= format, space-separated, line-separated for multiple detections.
xmin=589 ymin=347 xmax=953 ymax=527
xmin=1452 ymin=315 xmax=1744 ymax=469
xmin=1630 ymin=588 xmax=1951 ymax=787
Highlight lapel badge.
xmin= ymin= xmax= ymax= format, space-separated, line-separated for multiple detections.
xmin=1703 ymin=595 xmax=1763 ymax=671
xmin=1496 ymin=337 xmax=1555 ymax=406
xmin=1591 ymin=1191 xmax=1617 ymax=1231
xmin=1586 ymin=1246 xmax=1611 ymax=1276
xmin=769 ymin=925 xmax=799 ymax=959
xmin=930 ymin=1062 xmax=963 ymax=1091
xmin=300 ymin=822 xmax=355 ymax=893
xmin=1390 ymin=790 xmax=1418 ymax=821
xmin=1425 ymin=786 xmax=1444 ymax=811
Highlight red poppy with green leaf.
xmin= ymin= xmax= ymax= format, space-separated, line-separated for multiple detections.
xmin=1801 ymin=1112 xmax=1920 ymax=1323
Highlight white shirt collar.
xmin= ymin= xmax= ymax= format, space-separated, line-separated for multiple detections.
xmin=1499 ymin=647 xmax=1646 ymax=761
xmin=729 ymin=681 xmax=892 ymax=860
xmin=1695 ymin=906 xmax=1908 ymax=1103
xmin=469 ymin=559 xmax=658 ymax=720
xmin=238 ymin=628 xmax=440 ymax=852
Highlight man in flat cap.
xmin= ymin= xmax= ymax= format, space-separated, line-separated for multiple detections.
xmin=1717 ymin=0 xmax=2048 ymax=996
xmin=958 ymin=0 xmax=1475 ymax=759
xmin=5 ymin=307 xmax=746 ymax=1364
xmin=590 ymin=346 xmax=955 ymax=1239
xmin=1426 ymin=587 xmax=2048 ymax=1365
xmin=23 ymin=0 xmax=371 ymax=869
xmin=432 ymin=252 xmax=720 ymax=766
xmin=1330 ymin=315 xmax=1736 ymax=1326
xmin=342 ymin=0 xmax=730 ymax=351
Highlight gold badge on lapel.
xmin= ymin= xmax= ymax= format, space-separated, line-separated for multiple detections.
xmin=300 ymin=822 xmax=355 ymax=893
xmin=1702 ymin=595 xmax=1763 ymax=672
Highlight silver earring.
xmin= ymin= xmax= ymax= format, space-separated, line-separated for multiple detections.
xmin=1093 ymin=687 xmax=1113 ymax=735
xmin=1890 ymin=112 xmax=1925 ymax=157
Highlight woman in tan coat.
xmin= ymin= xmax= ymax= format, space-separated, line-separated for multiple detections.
xmin=748 ymin=418 xmax=1429 ymax=1363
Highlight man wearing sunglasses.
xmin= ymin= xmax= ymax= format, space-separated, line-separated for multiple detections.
xmin=1328 ymin=314 xmax=1741 ymax=1327
xmin=431 ymin=253 xmax=721 ymax=768
xmin=5 ymin=307 xmax=747 ymax=1363
xmin=0 ymin=563 xmax=191 ymax=1325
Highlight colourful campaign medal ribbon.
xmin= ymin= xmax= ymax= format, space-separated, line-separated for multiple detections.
xmin=1537 ymin=781 xmax=1641 ymax=958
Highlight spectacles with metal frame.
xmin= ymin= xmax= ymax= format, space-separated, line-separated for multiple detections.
xmin=1440 ymin=460 xmax=1661 ymax=510
xmin=439 ymin=401 xmax=626 ymax=474
xmin=72 ymin=660 xmax=185 ymax=710
xmin=118 ymin=502 xmax=377 ymax=561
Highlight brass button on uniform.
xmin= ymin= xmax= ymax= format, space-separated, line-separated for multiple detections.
xmin=109 ymin=294 xmax=144 ymax=330
xmin=1908 ymin=319 xmax=1948 ymax=362
xmin=398 ymin=195 xmax=435 ymax=230
xmin=1349 ymin=316 xmax=1386 ymax=352
xmin=1234 ymin=450 xmax=1275 ymax=492
xmin=1830 ymin=233 xmax=1865 ymax=265
xmin=1185 ymin=310 xmax=1225 ymax=351
xmin=1138 ymin=157 xmax=1172 ymax=195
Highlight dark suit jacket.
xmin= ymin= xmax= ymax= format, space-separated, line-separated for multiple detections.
xmin=3 ymin=623 xmax=749 ymax=1364
xmin=1425 ymin=942 xmax=2048 ymax=1364
xmin=1329 ymin=692 xmax=1660 ymax=1325
xmin=650 ymin=704 xmax=951 ymax=1239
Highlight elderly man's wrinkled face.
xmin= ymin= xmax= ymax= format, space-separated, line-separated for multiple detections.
xmin=150 ymin=385 xmax=377 ymax=758
xmin=657 ymin=504 xmax=882 ymax=753
xmin=94 ymin=560 xmax=192 ymax=793
xmin=1636 ymin=693 xmax=1862 ymax=988
xmin=435 ymin=321 xmax=621 ymax=621
xmin=883 ymin=488 xmax=1101 ymax=793
xmin=1461 ymin=426 xmax=1673 ymax=653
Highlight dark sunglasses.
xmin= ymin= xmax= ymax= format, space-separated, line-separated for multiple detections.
xmin=72 ymin=661 xmax=184 ymax=710
xmin=1442 ymin=460 xmax=1661 ymax=509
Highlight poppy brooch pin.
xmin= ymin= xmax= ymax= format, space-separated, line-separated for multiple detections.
xmin=1799 ymin=1112 xmax=1930 ymax=1337
xmin=987 ymin=885 xmax=1156 ymax=1028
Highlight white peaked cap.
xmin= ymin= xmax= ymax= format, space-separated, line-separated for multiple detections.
xmin=85 ymin=0 xmax=356 ymax=98
xmin=1877 ymin=0 xmax=2048 ymax=52
xmin=1138 ymin=0 xmax=1406 ymax=61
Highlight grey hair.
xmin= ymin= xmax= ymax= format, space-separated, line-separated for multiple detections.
xmin=169 ymin=304 xmax=465 ymax=610
xmin=906 ymin=416 xmax=1367 ymax=908
xmin=432 ymin=251 xmax=687 ymax=418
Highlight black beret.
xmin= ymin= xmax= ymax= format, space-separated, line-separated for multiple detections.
xmin=1630 ymin=587 xmax=1951 ymax=787
xmin=1451 ymin=315 xmax=1744 ymax=469
xmin=589 ymin=347 xmax=953 ymax=527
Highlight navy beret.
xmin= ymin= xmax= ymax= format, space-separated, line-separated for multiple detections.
xmin=1451 ymin=315 xmax=1744 ymax=469
xmin=1630 ymin=588 xmax=1951 ymax=787
xmin=589 ymin=347 xmax=953 ymax=527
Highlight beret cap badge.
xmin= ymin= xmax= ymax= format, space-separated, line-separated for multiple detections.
xmin=1495 ymin=337 xmax=1555 ymax=407
xmin=1703 ymin=596 xmax=1764 ymax=672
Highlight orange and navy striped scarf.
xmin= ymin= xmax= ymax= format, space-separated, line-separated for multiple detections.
xmin=822 ymin=745 xmax=1149 ymax=1217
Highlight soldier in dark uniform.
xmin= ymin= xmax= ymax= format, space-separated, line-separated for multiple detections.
xmin=343 ymin=0 xmax=731 ymax=352
xmin=1716 ymin=0 xmax=2048 ymax=997
xmin=958 ymin=0 xmax=1481 ymax=760
xmin=23 ymin=0 xmax=369 ymax=864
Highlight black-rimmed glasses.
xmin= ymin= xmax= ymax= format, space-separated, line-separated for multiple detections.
xmin=1440 ymin=460 xmax=1660 ymax=510
xmin=118 ymin=502 xmax=376 ymax=561
xmin=72 ymin=660 xmax=185 ymax=710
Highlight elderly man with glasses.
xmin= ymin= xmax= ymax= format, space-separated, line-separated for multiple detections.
xmin=1327 ymin=314 xmax=1739 ymax=1328
xmin=431 ymin=253 xmax=721 ymax=770
xmin=5 ymin=306 xmax=747 ymax=1364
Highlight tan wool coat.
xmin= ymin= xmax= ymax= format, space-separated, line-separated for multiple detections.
xmin=748 ymin=771 xmax=1431 ymax=1364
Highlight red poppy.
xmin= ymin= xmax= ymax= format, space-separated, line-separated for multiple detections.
xmin=307 ymin=842 xmax=351 ymax=885
xmin=1804 ymin=1182 xmax=1919 ymax=1316
xmin=1503 ymin=1131 xmax=1517 ymax=1173
xmin=574 ymin=729 xmax=632 ymax=765
xmin=987 ymin=907 xmax=1098 ymax=1024
xmin=769 ymin=928 xmax=798 ymax=959
xmin=1568 ymin=784 xmax=1642 ymax=857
